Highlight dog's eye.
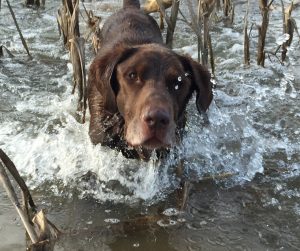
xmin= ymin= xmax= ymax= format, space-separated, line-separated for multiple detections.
xmin=128 ymin=71 xmax=137 ymax=80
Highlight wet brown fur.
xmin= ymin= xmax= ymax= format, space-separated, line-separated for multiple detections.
xmin=88 ymin=0 xmax=213 ymax=159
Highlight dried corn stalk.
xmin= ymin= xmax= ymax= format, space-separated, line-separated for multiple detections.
xmin=0 ymin=149 xmax=60 ymax=251
xmin=155 ymin=0 xmax=179 ymax=48
xmin=6 ymin=0 xmax=32 ymax=58
xmin=257 ymin=0 xmax=271 ymax=66
xmin=244 ymin=0 xmax=250 ymax=65
xmin=281 ymin=1 xmax=299 ymax=61
xmin=57 ymin=0 xmax=80 ymax=49
xmin=57 ymin=0 xmax=87 ymax=123
xmin=81 ymin=3 xmax=102 ymax=53
xmin=69 ymin=37 xmax=87 ymax=123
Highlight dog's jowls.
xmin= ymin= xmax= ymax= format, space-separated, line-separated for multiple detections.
xmin=88 ymin=0 xmax=213 ymax=159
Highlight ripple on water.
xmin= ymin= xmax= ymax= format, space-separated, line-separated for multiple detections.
xmin=0 ymin=0 xmax=299 ymax=206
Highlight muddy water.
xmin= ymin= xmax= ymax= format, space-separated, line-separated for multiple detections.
xmin=0 ymin=0 xmax=300 ymax=250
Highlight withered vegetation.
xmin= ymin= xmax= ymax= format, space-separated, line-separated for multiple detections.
xmin=1 ymin=2 xmax=300 ymax=249
xmin=0 ymin=149 xmax=60 ymax=251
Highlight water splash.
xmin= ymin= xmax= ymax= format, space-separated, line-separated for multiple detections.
xmin=1 ymin=0 xmax=299 ymax=205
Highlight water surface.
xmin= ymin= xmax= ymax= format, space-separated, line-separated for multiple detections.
xmin=0 ymin=0 xmax=300 ymax=250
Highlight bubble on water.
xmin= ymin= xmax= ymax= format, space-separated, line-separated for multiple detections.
xmin=157 ymin=219 xmax=177 ymax=227
xmin=294 ymin=204 xmax=300 ymax=216
xmin=177 ymin=218 xmax=186 ymax=223
xmin=162 ymin=208 xmax=180 ymax=216
xmin=104 ymin=218 xmax=120 ymax=224
xmin=133 ymin=242 xmax=140 ymax=248
xmin=276 ymin=33 xmax=290 ymax=45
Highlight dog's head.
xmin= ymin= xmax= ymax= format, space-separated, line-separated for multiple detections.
xmin=90 ymin=44 xmax=213 ymax=150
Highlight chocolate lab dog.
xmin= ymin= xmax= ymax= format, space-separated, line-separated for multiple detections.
xmin=88 ymin=0 xmax=213 ymax=160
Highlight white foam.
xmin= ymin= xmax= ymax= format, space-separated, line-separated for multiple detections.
xmin=1 ymin=0 xmax=300 ymax=205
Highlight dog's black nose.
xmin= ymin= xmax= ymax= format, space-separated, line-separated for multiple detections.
xmin=143 ymin=109 xmax=170 ymax=129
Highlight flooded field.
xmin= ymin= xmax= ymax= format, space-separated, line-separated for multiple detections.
xmin=0 ymin=0 xmax=300 ymax=250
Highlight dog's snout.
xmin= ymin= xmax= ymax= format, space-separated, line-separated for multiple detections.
xmin=143 ymin=109 xmax=170 ymax=129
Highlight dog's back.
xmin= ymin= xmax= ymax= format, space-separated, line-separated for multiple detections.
xmin=100 ymin=0 xmax=163 ymax=48
xmin=123 ymin=0 xmax=140 ymax=8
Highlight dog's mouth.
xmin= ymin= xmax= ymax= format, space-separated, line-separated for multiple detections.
xmin=140 ymin=136 xmax=170 ymax=150
xmin=126 ymin=131 xmax=173 ymax=150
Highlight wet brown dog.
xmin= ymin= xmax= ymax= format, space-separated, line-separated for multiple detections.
xmin=88 ymin=0 xmax=213 ymax=159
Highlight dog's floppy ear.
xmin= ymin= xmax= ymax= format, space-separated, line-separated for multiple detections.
xmin=88 ymin=45 xmax=137 ymax=114
xmin=179 ymin=55 xmax=213 ymax=114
